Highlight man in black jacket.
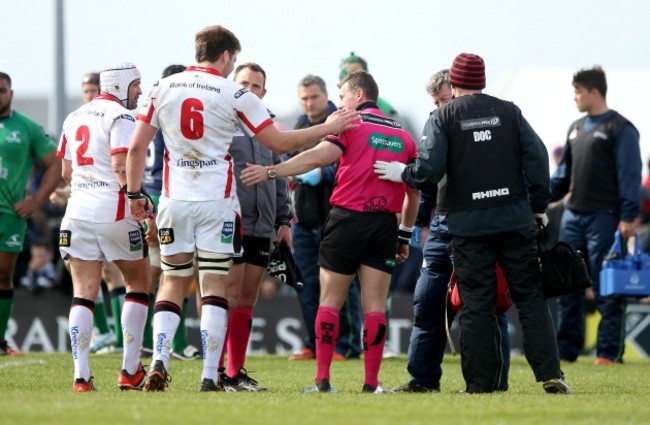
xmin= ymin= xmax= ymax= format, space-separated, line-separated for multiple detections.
xmin=375 ymin=53 xmax=572 ymax=394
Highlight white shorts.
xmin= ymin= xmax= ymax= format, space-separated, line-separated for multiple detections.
xmin=156 ymin=196 xmax=241 ymax=257
xmin=59 ymin=217 xmax=147 ymax=262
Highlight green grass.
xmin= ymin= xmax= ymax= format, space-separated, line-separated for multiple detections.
xmin=1 ymin=354 xmax=648 ymax=425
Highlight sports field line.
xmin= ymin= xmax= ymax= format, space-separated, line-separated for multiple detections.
xmin=0 ymin=359 xmax=46 ymax=369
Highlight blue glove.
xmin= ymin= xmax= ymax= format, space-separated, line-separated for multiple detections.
xmin=410 ymin=225 xmax=422 ymax=249
xmin=296 ymin=168 xmax=322 ymax=186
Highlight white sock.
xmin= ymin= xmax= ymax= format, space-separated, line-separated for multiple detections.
xmin=152 ymin=310 xmax=180 ymax=369
xmin=121 ymin=299 xmax=147 ymax=374
xmin=69 ymin=304 xmax=94 ymax=381
xmin=200 ymin=304 xmax=228 ymax=382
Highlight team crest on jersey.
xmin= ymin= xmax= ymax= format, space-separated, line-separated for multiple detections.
xmin=159 ymin=228 xmax=174 ymax=245
xmin=4 ymin=233 xmax=21 ymax=248
xmin=368 ymin=133 xmax=404 ymax=153
xmin=128 ymin=230 xmax=142 ymax=251
xmin=5 ymin=131 xmax=21 ymax=144
xmin=221 ymin=221 xmax=234 ymax=244
xmin=59 ymin=230 xmax=71 ymax=247
xmin=234 ymin=88 xmax=248 ymax=99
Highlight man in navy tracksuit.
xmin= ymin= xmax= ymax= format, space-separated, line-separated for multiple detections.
xmin=551 ymin=66 xmax=641 ymax=365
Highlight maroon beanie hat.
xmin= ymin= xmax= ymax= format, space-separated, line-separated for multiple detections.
xmin=449 ymin=53 xmax=486 ymax=90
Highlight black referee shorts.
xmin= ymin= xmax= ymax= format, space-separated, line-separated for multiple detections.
xmin=233 ymin=235 xmax=272 ymax=267
xmin=319 ymin=207 xmax=398 ymax=275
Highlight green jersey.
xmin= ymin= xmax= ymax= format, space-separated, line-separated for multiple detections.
xmin=0 ymin=110 xmax=56 ymax=216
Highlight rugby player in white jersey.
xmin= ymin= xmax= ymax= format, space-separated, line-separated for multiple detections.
xmin=57 ymin=62 xmax=150 ymax=392
xmin=125 ymin=25 xmax=359 ymax=392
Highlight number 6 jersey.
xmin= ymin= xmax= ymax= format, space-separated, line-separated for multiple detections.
xmin=136 ymin=66 xmax=273 ymax=201
xmin=57 ymin=94 xmax=135 ymax=223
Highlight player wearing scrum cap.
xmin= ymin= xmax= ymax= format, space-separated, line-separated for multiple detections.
xmin=57 ymin=61 xmax=151 ymax=392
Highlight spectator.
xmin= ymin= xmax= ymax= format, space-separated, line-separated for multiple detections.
xmin=19 ymin=240 xmax=56 ymax=295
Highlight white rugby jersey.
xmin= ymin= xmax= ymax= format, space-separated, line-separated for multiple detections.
xmin=57 ymin=95 xmax=135 ymax=223
xmin=137 ymin=66 xmax=273 ymax=201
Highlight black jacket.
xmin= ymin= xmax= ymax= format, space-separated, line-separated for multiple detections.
xmin=402 ymin=93 xmax=550 ymax=237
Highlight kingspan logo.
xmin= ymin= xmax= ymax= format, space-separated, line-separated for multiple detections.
xmin=155 ymin=332 xmax=167 ymax=354
xmin=71 ymin=326 xmax=80 ymax=359
xmin=368 ymin=133 xmax=404 ymax=153
xmin=176 ymin=158 xmax=218 ymax=169
xmin=472 ymin=187 xmax=510 ymax=200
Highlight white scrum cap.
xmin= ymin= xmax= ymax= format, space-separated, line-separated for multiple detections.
xmin=100 ymin=62 xmax=141 ymax=108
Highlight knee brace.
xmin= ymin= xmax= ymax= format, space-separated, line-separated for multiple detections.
xmin=196 ymin=249 xmax=232 ymax=282
xmin=160 ymin=258 xmax=194 ymax=277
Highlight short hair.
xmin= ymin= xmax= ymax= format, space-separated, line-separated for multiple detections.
xmin=162 ymin=64 xmax=186 ymax=78
xmin=299 ymin=74 xmax=327 ymax=95
xmin=195 ymin=25 xmax=241 ymax=63
xmin=573 ymin=66 xmax=607 ymax=98
xmin=234 ymin=62 xmax=267 ymax=86
xmin=338 ymin=70 xmax=379 ymax=103
xmin=82 ymin=72 xmax=100 ymax=86
xmin=426 ymin=69 xmax=450 ymax=97
xmin=0 ymin=72 xmax=12 ymax=87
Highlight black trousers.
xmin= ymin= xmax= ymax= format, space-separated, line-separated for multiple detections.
xmin=453 ymin=226 xmax=561 ymax=393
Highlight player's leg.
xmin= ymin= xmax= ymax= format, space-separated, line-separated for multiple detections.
xmin=103 ymin=261 xmax=125 ymax=351
xmin=143 ymin=197 xmax=195 ymax=391
xmin=196 ymin=197 xmax=239 ymax=391
xmin=68 ymin=257 xmax=103 ymax=392
xmin=113 ymin=254 xmax=150 ymax=390
xmin=0 ymin=251 xmax=19 ymax=355
xmin=0 ymin=213 xmax=26 ymax=355
xmin=358 ymin=265 xmax=391 ymax=392
xmin=311 ymin=268 xmax=354 ymax=391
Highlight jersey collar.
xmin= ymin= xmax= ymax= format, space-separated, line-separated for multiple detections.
xmin=356 ymin=101 xmax=378 ymax=111
xmin=186 ymin=66 xmax=223 ymax=77
xmin=95 ymin=93 xmax=123 ymax=105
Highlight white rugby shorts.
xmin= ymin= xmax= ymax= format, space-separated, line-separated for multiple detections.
xmin=59 ymin=217 xmax=147 ymax=262
xmin=156 ymin=196 xmax=241 ymax=256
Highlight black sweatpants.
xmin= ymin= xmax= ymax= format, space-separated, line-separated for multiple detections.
xmin=453 ymin=225 xmax=561 ymax=393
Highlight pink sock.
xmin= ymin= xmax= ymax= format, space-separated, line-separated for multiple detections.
xmin=363 ymin=311 xmax=387 ymax=388
xmin=315 ymin=306 xmax=340 ymax=382
xmin=226 ymin=305 xmax=254 ymax=377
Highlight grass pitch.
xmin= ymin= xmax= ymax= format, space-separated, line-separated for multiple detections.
xmin=1 ymin=353 xmax=648 ymax=425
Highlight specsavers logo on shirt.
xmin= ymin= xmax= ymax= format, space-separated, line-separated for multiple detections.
xmin=368 ymin=133 xmax=404 ymax=153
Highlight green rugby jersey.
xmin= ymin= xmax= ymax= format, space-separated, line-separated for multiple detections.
xmin=0 ymin=110 xmax=56 ymax=215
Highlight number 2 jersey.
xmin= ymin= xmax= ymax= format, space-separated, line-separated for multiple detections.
xmin=136 ymin=66 xmax=273 ymax=201
xmin=57 ymin=95 xmax=135 ymax=223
